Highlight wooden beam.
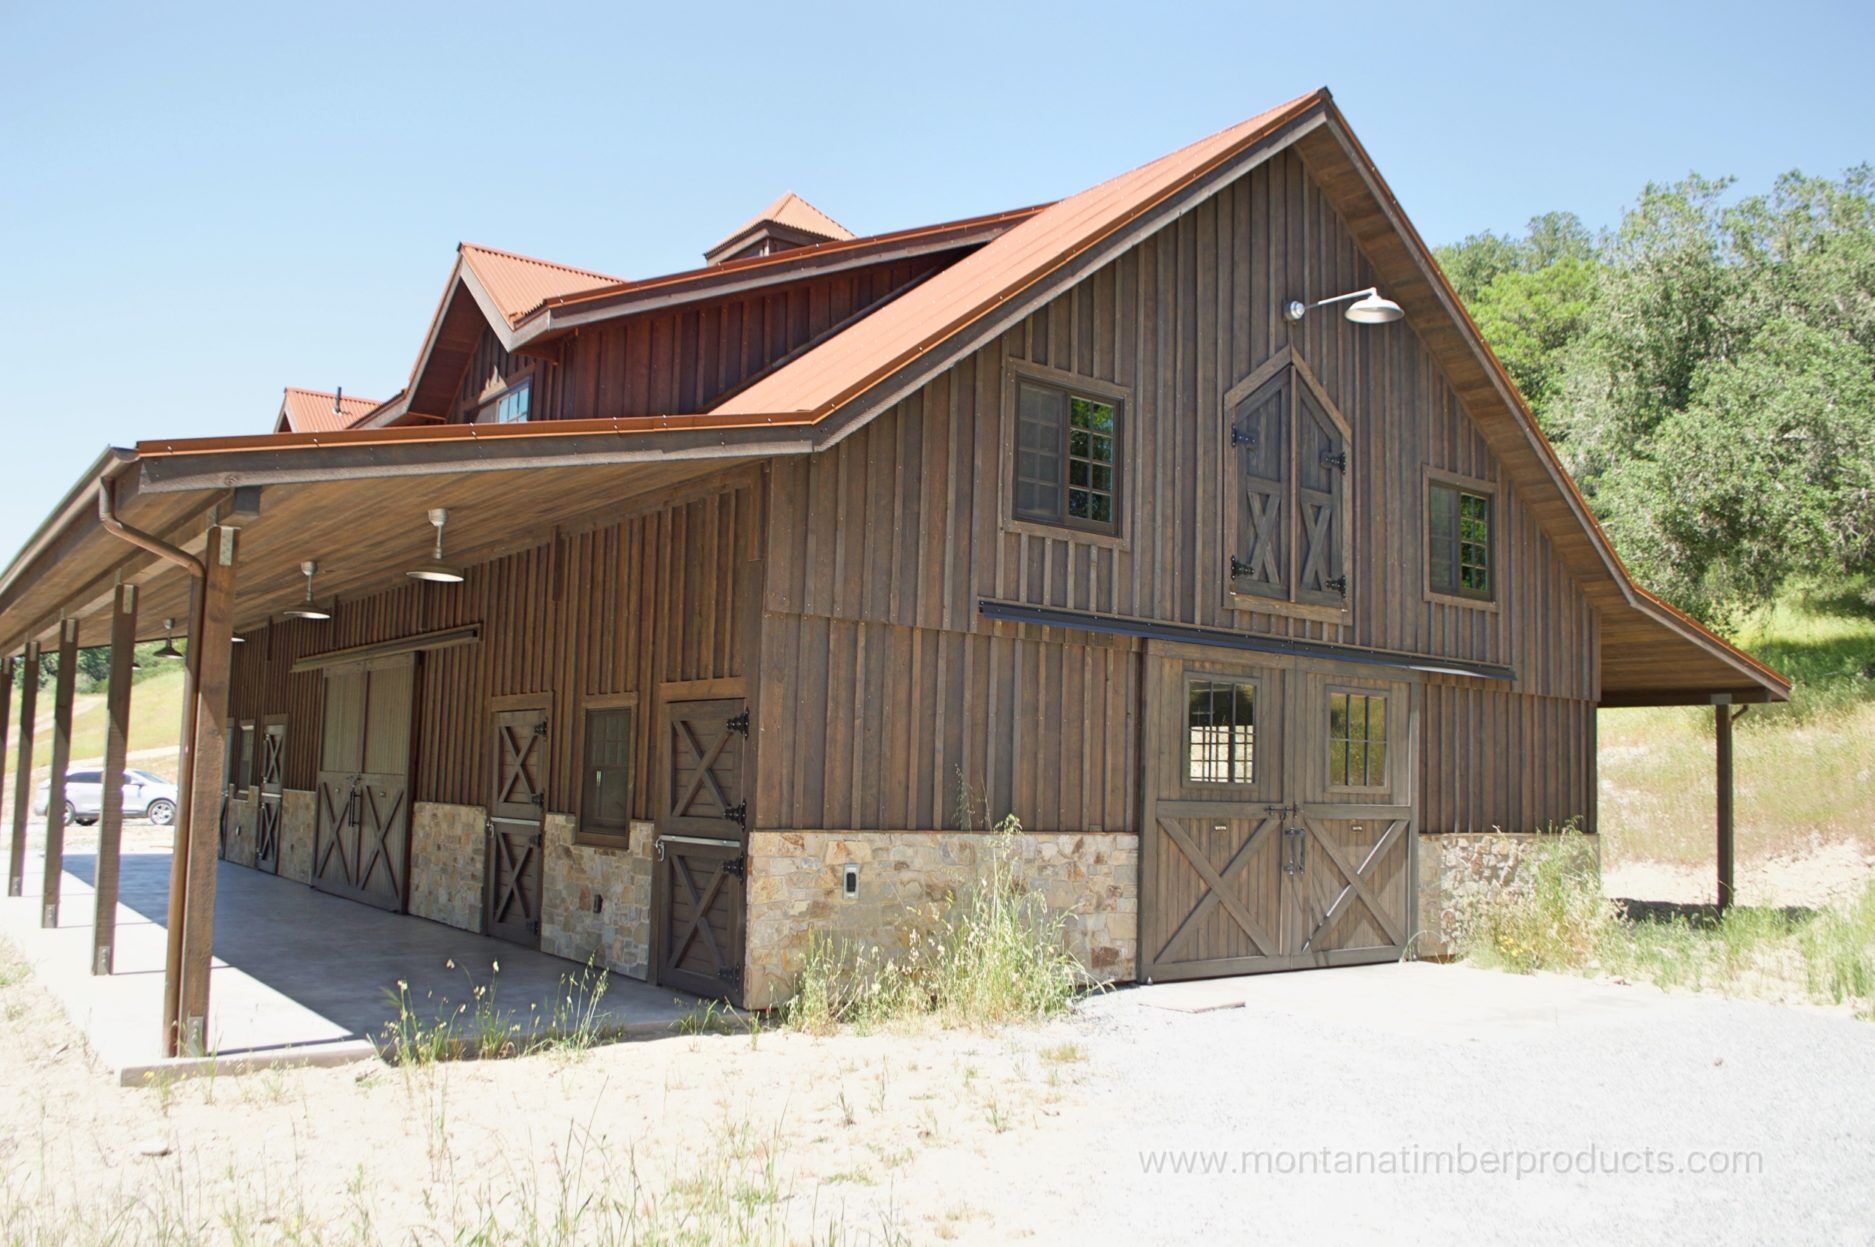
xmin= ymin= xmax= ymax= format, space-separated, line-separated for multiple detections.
xmin=0 ymin=658 xmax=11 ymax=889
xmin=40 ymin=619 xmax=80 ymax=927
xmin=7 ymin=641 xmax=38 ymax=897
xmin=1716 ymin=703 xmax=1737 ymax=912
xmin=175 ymin=526 xmax=235 ymax=1054
xmin=94 ymin=583 xmax=136 ymax=974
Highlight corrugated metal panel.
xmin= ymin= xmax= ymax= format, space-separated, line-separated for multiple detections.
xmin=459 ymin=243 xmax=625 ymax=325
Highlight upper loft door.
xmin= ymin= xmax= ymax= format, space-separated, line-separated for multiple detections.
xmin=484 ymin=701 xmax=548 ymax=947
xmin=312 ymin=655 xmax=414 ymax=912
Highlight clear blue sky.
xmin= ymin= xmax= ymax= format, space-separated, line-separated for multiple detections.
xmin=2 ymin=0 xmax=1870 ymax=555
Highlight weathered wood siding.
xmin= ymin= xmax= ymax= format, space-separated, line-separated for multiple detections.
xmin=1419 ymin=683 xmax=1597 ymax=834
xmin=759 ymin=148 xmax=1600 ymax=834
xmin=229 ymin=473 xmax=761 ymax=819
xmin=446 ymin=257 xmax=949 ymax=423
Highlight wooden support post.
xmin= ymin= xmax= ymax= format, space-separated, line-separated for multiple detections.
xmin=8 ymin=641 xmax=39 ymax=898
xmin=172 ymin=526 xmax=236 ymax=1055
xmin=94 ymin=584 xmax=136 ymax=975
xmin=1716 ymin=701 xmax=1735 ymax=914
xmin=41 ymin=619 xmax=80 ymax=928
xmin=0 ymin=658 xmax=11 ymax=883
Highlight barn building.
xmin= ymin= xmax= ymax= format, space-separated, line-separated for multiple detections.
xmin=0 ymin=89 xmax=1786 ymax=1052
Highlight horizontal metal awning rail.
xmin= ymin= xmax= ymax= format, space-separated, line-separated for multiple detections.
xmin=977 ymin=599 xmax=1517 ymax=682
xmin=288 ymin=625 xmax=481 ymax=674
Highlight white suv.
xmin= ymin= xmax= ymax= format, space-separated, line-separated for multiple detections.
xmin=33 ymin=769 xmax=178 ymax=827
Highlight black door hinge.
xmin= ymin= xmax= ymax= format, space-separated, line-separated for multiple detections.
xmin=1229 ymin=555 xmax=1253 ymax=581
xmin=529 ymin=792 xmax=545 ymax=807
xmin=1327 ymin=575 xmax=1348 ymax=597
xmin=725 ymin=710 xmax=751 ymax=736
xmin=715 ymin=964 xmax=743 ymax=983
xmin=1230 ymin=424 xmax=1258 ymax=449
xmin=721 ymin=855 xmax=747 ymax=879
xmin=533 ymin=721 xmax=549 ymax=738
xmin=724 ymin=801 xmax=748 ymax=829
xmin=1319 ymin=449 xmax=1348 ymax=472
xmin=529 ymin=919 xmax=541 ymax=935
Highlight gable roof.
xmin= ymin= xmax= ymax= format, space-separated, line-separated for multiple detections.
xmin=274 ymin=387 xmax=381 ymax=434
xmin=711 ymin=91 xmax=1323 ymax=421
xmin=705 ymin=191 xmax=855 ymax=263
xmin=457 ymin=242 xmax=625 ymax=326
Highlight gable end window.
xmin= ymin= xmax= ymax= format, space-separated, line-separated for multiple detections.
xmin=1428 ymin=479 xmax=1493 ymax=602
xmin=1012 ymin=379 xmax=1121 ymax=534
xmin=476 ymin=377 xmax=532 ymax=425
xmin=577 ymin=703 xmax=635 ymax=848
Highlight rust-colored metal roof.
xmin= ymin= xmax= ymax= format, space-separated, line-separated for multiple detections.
xmin=458 ymin=242 xmax=625 ymax=325
xmin=276 ymin=387 xmax=381 ymax=434
xmin=710 ymin=191 xmax=855 ymax=256
xmin=711 ymin=90 xmax=1327 ymax=420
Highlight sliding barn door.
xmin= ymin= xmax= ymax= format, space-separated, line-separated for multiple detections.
xmin=655 ymin=698 xmax=748 ymax=1002
xmin=1140 ymin=654 xmax=1416 ymax=982
xmin=484 ymin=703 xmax=547 ymax=946
xmin=312 ymin=656 xmax=414 ymax=912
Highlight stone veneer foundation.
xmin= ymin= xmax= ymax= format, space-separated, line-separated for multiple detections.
xmin=742 ymin=830 xmax=1139 ymax=1010
xmin=408 ymin=801 xmax=486 ymax=933
xmin=538 ymin=814 xmax=655 ymax=981
xmin=1415 ymin=830 xmax=1600 ymax=957
xmin=278 ymin=789 xmax=314 ymax=884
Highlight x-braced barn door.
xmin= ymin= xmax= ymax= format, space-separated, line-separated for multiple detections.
xmin=1140 ymin=655 xmax=1415 ymax=982
xmin=255 ymin=717 xmax=286 ymax=874
xmin=485 ymin=703 xmax=547 ymax=946
xmin=655 ymin=698 xmax=749 ymax=1002
xmin=312 ymin=656 xmax=414 ymax=912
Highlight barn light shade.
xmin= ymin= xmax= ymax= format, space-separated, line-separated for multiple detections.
xmin=1284 ymin=287 xmax=1404 ymax=325
xmin=283 ymin=560 xmax=331 ymax=621
xmin=152 ymin=619 xmax=183 ymax=660
xmin=407 ymin=508 xmax=465 ymax=584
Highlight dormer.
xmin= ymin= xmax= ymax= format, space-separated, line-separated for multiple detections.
xmin=703 ymin=192 xmax=854 ymax=265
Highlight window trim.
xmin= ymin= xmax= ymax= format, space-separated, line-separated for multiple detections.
xmin=573 ymin=692 xmax=639 ymax=850
xmin=1324 ymin=684 xmax=1392 ymax=794
xmin=1422 ymin=468 xmax=1500 ymax=612
xmin=1000 ymin=360 xmax=1132 ymax=549
xmin=1220 ymin=347 xmax=1354 ymax=625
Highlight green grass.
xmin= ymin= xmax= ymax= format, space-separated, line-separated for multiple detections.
xmin=7 ymin=663 xmax=187 ymax=781
xmin=1461 ymin=832 xmax=1875 ymax=1018
xmin=1599 ymin=586 xmax=1875 ymax=870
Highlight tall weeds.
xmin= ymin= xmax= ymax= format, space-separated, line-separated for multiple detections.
xmin=786 ymin=814 xmax=1087 ymax=1033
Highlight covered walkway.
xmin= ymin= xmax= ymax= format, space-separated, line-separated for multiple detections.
xmin=0 ymin=840 xmax=699 ymax=1084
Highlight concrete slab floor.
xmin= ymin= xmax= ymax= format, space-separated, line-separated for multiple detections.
xmin=0 ymin=844 xmax=705 ymax=1082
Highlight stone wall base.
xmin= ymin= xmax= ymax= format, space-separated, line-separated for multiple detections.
xmin=1415 ymin=829 xmax=1600 ymax=958
xmin=743 ymin=830 xmax=1139 ymax=1011
xmin=408 ymin=801 xmax=486 ymax=933
xmin=539 ymin=814 xmax=654 ymax=981
xmin=278 ymin=790 xmax=314 ymax=883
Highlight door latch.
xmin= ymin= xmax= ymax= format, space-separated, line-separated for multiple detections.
xmin=1282 ymin=825 xmax=1307 ymax=876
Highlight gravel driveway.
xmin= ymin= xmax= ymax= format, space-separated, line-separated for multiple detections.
xmin=1004 ymin=963 xmax=1875 ymax=1244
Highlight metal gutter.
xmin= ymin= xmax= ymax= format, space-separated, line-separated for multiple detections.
xmin=978 ymin=600 xmax=1517 ymax=683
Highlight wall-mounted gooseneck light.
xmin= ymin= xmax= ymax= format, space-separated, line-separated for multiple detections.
xmin=283 ymin=560 xmax=332 ymax=621
xmin=406 ymin=508 xmax=465 ymax=584
xmin=1284 ymin=286 xmax=1404 ymax=325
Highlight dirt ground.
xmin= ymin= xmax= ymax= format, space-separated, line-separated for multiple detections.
xmin=1603 ymin=838 xmax=1875 ymax=909
xmin=5 ymin=947 xmax=1874 ymax=1245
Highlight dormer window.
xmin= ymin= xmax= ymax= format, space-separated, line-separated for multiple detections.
xmin=476 ymin=377 xmax=531 ymax=425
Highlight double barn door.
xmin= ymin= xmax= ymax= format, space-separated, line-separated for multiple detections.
xmin=1141 ymin=654 xmax=1416 ymax=982
xmin=313 ymin=656 xmax=415 ymax=912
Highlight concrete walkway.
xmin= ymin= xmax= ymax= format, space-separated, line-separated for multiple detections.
xmin=0 ymin=848 xmax=702 ymax=1083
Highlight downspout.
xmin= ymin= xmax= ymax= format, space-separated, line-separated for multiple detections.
xmin=98 ymin=474 xmax=205 ymax=1057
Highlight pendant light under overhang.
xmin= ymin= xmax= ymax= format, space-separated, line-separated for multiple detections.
xmin=153 ymin=619 xmax=183 ymax=660
xmin=407 ymin=508 xmax=465 ymax=584
xmin=283 ymin=561 xmax=332 ymax=621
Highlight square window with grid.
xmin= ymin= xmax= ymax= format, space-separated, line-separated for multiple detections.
xmin=478 ymin=378 xmax=532 ymax=425
xmin=1013 ymin=379 xmax=1120 ymax=533
xmin=1329 ymin=692 xmax=1388 ymax=788
xmin=1186 ymin=679 xmax=1256 ymax=784
xmin=1429 ymin=480 xmax=1493 ymax=601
